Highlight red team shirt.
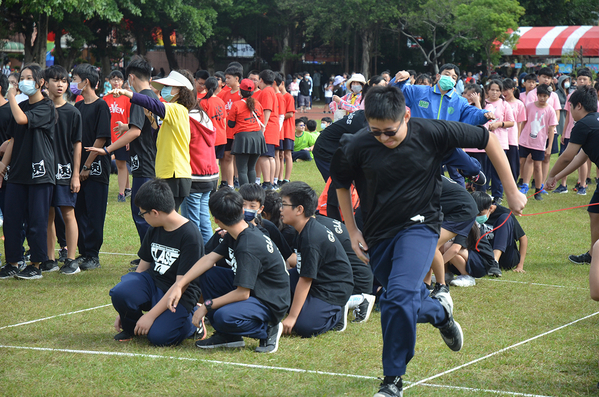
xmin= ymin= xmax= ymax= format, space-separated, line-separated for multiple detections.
xmin=254 ymin=86 xmax=280 ymax=145
xmin=282 ymin=92 xmax=296 ymax=141
xmin=219 ymin=89 xmax=243 ymax=139
xmin=227 ymin=100 xmax=264 ymax=135
xmin=200 ymin=95 xmax=228 ymax=146
xmin=276 ymin=92 xmax=285 ymax=143
xmin=104 ymin=93 xmax=131 ymax=144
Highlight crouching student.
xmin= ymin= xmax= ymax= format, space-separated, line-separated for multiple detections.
xmin=166 ymin=188 xmax=291 ymax=353
xmin=279 ymin=182 xmax=354 ymax=337
xmin=110 ymin=179 xmax=204 ymax=346
xmin=471 ymin=191 xmax=528 ymax=272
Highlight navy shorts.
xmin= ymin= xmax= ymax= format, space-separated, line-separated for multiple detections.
xmin=225 ymin=138 xmax=234 ymax=152
xmin=465 ymin=251 xmax=489 ymax=278
xmin=215 ymin=144 xmax=226 ymax=159
xmin=547 ymin=135 xmax=559 ymax=155
xmin=519 ymin=146 xmax=545 ymax=161
xmin=113 ymin=146 xmax=129 ymax=161
xmin=559 ymin=138 xmax=569 ymax=155
xmin=260 ymin=144 xmax=276 ymax=158
xmin=276 ymin=139 xmax=284 ymax=150
xmin=442 ymin=218 xmax=476 ymax=238
xmin=281 ymin=138 xmax=294 ymax=151
xmin=52 ymin=184 xmax=77 ymax=208
xmin=589 ymin=187 xmax=599 ymax=214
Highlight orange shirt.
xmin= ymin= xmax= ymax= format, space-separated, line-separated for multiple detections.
xmin=276 ymin=92 xmax=285 ymax=141
xmin=227 ymin=100 xmax=264 ymax=134
xmin=103 ymin=93 xmax=131 ymax=143
xmin=219 ymin=89 xmax=243 ymax=139
xmin=255 ymin=86 xmax=279 ymax=145
xmin=200 ymin=95 xmax=227 ymax=146
xmin=282 ymin=92 xmax=296 ymax=141
xmin=197 ymin=92 xmax=206 ymax=99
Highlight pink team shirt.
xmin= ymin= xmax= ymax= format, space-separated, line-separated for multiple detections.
xmin=506 ymin=99 xmax=526 ymax=146
xmin=519 ymin=102 xmax=558 ymax=151
xmin=524 ymin=88 xmax=561 ymax=112
xmin=483 ymin=99 xmax=514 ymax=150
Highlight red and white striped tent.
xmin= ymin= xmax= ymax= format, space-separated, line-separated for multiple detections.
xmin=499 ymin=26 xmax=599 ymax=56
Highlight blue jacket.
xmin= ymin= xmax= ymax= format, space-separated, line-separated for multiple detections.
xmin=390 ymin=78 xmax=488 ymax=125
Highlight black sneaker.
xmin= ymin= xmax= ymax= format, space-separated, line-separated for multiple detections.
xmin=74 ymin=256 xmax=87 ymax=266
xmin=374 ymin=376 xmax=403 ymax=397
xmin=586 ymin=178 xmax=592 ymax=185
xmin=58 ymin=248 xmax=68 ymax=263
xmin=434 ymin=291 xmax=463 ymax=351
xmin=114 ymin=330 xmax=133 ymax=342
xmin=487 ymin=260 xmax=502 ymax=277
xmin=124 ymin=188 xmax=132 ymax=198
xmin=493 ymin=197 xmax=502 ymax=206
xmin=534 ymin=189 xmax=543 ymax=201
xmin=195 ymin=331 xmax=245 ymax=349
xmin=255 ymin=322 xmax=283 ymax=353
xmin=262 ymin=182 xmax=274 ymax=191
xmin=194 ymin=316 xmax=207 ymax=341
xmin=332 ymin=301 xmax=350 ymax=332
xmin=353 ymin=294 xmax=376 ymax=323
xmin=430 ymin=283 xmax=449 ymax=299
xmin=0 ymin=264 xmax=20 ymax=279
xmin=60 ymin=258 xmax=81 ymax=275
xmin=472 ymin=171 xmax=487 ymax=186
xmin=24 ymin=250 xmax=31 ymax=262
xmin=569 ymin=251 xmax=592 ymax=265
xmin=129 ymin=258 xmax=141 ymax=272
xmin=15 ymin=265 xmax=43 ymax=280
xmin=279 ymin=180 xmax=289 ymax=187
xmin=80 ymin=256 xmax=101 ymax=271
xmin=218 ymin=181 xmax=228 ymax=189
xmin=233 ymin=177 xmax=240 ymax=189
xmin=425 ymin=282 xmax=434 ymax=292
xmin=40 ymin=259 xmax=59 ymax=273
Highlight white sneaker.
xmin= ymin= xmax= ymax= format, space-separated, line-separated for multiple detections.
xmin=450 ymin=275 xmax=476 ymax=287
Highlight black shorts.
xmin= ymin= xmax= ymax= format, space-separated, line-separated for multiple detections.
xmin=260 ymin=144 xmax=276 ymax=158
xmin=547 ymin=134 xmax=559 ymax=155
xmin=215 ymin=144 xmax=226 ymax=159
xmin=113 ymin=146 xmax=129 ymax=161
xmin=519 ymin=146 xmax=545 ymax=161
xmin=225 ymin=138 xmax=234 ymax=152
xmin=588 ymin=187 xmax=599 ymax=214
xmin=281 ymin=138 xmax=294 ymax=151
xmin=52 ymin=184 xmax=77 ymax=208
xmin=164 ymin=177 xmax=191 ymax=199
xmin=276 ymin=139 xmax=284 ymax=150
xmin=559 ymin=138 xmax=569 ymax=155
xmin=442 ymin=219 xmax=476 ymax=238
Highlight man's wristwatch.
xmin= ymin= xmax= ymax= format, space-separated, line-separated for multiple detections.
xmin=82 ymin=165 xmax=89 ymax=171
xmin=204 ymin=299 xmax=213 ymax=311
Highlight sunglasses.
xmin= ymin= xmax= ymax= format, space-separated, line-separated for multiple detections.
xmin=367 ymin=121 xmax=403 ymax=137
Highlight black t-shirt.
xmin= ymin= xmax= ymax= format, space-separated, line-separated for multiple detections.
xmin=295 ymin=217 xmax=353 ymax=307
xmin=0 ymin=102 xmax=13 ymax=143
xmin=138 ymin=221 xmax=204 ymax=312
xmin=213 ymin=224 xmax=290 ymax=323
xmin=569 ymin=112 xmax=599 ymax=165
xmin=128 ymin=89 xmax=158 ymax=178
xmin=453 ymin=222 xmax=494 ymax=262
xmin=262 ymin=219 xmax=292 ymax=260
xmin=314 ymin=214 xmax=362 ymax=268
xmin=75 ymin=98 xmax=112 ymax=185
xmin=441 ymin=176 xmax=478 ymax=223
xmin=312 ymin=110 xmax=367 ymax=164
xmin=282 ymin=224 xmax=298 ymax=249
xmin=299 ymin=79 xmax=311 ymax=96
xmin=7 ymin=99 xmax=55 ymax=185
xmin=54 ymin=104 xmax=83 ymax=186
xmin=331 ymin=118 xmax=489 ymax=248
xmin=486 ymin=205 xmax=526 ymax=241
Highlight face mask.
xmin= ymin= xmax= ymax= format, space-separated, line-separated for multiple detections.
xmin=438 ymin=75 xmax=456 ymax=91
xmin=244 ymin=209 xmax=257 ymax=222
xmin=321 ymin=123 xmax=328 ymax=130
xmin=69 ymin=81 xmax=84 ymax=95
xmin=513 ymin=78 xmax=518 ymax=83
xmin=351 ymin=85 xmax=362 ymax=94
xmin=476 ymin=214 xmax=488 ymax=224
xmin=161 ymin=86 xmax=174 ymax=102
xmin=128 ymin=79 xmax=136 ymax=93
xmin=18 ymin=80 xmax=37 ymax=96
xmin=564 ymin=82 xmax=571 ymax=89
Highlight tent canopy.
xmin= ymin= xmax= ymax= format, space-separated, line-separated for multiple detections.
xmin=500 ymin=26 xmax=599 ymax=57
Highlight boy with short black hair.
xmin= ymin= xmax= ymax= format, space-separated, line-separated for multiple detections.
xmin=110 ymin=179 xmax=204 ymax=345
xmin=278 ymin=75 xmax=295 ymax=186
xmin=72 ymin=64 xmax=111 ymax=271
xmin=42 ymin=65 xmax=82 ymax=275
xmin=306 ymin=119 xmax=317 ymax=132
xmin=279 ymin=181 xmax=354 ymax=337
xmin=166 ymin=188 xmax=291 ymax=353
xmin=254 ymin=69 xmax=279 ymax=189
xmin=331 ymin=85 xmax=526 ymax=397
xmin=218 ymin=66 xmax=243 ymax=188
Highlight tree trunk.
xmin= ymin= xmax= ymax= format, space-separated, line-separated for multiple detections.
xmin=279 ymin=26 xmax=290 ymax=75
xmin=94 ymin=25 xmax=111 ymax=79
xmin=344 ymin=41 xmax=349 ymax=74
xmin=353 ymin=31 xmax=358 ymax=73
xmin=36 ymin=14 xmax=48 ymax=68
xmin=162 ymin=27 xmax=179 ymax=72
xmin=135 ymin=29 xmax=147 ymax=56
xmin=361 ymin=28 xmax=373 ymax=79
xmin=23 ymin=24 xmax=34 ymax=64
xmin=205 ymin=40 xmax=215 ymax=74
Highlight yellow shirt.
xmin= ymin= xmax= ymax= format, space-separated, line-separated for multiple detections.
xmin=155 ymin=103 xmax=192 ymax=179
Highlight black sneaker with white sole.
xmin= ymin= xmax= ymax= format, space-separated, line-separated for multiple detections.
xmin=80 ymin=256 xmax=101 ymax=271
xmin=57 ymin=248 xmax=68 ymax=263
xmin=194 ymin=316 xmax=206 ymax=341
xmin=255 ymin=322 xmax=283 ymax=353
xmin=195 ymin=331 xmax=245 ymax=349
xmin=434 ymin=290 xmax=463 ymax=351
xmin=59 ymin=258 xmax=80 ymax=275
xmin=40 ymin=259 xmax=59 ymax=273
xmin=0 ymin=264 xmax=20 ymax=279
xmin=487 ymin=260 xmax=502 ymax=277
xmin=332 ymin=301 xmax=350 ymax=332
xmin=353 ymin=294 xmax=376 ymax=323
xmin=114 ymin=331 xmax=133 ymax=342
xmin=430 ymin=283 xmax=449 ymax=299
xmin=569 ymin=251 xmax=591 ymax=265
xmin=373 ymin=376 xmax=403 ymax=397
xmin=15 ymin=265 xmax=43 ymax=280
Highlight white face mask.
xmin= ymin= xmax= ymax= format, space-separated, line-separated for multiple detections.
xmin=564 ymin=82 xmax=571 ymax=89
xmin=351 ymin=85 xmax=362 ymax=93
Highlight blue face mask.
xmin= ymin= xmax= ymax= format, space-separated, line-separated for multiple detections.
xmin=128 ymin=79 xmax=136 ymax=93
xmin=19 ymin=80 xmax=38 ymax=96
xmin=244 ymin=209 xmax=257 ymax=222
xmin=476 ymin=214 xmax=488 ymax=224
xmin=438 ymin=75 xmax=456 ymax=91
xmin=161 ymin=86 xmax=174 ymax=102
xmin=321 ymin=123 xmax=327 ymax=130
xmin=69 ymin=81 xmax=84 ymax=95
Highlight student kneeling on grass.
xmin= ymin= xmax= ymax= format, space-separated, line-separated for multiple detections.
xmin=110 ymin=179 xmax=204 ymax=346
xmin=279 ymin=181 xmax=354 ymax=337
xmin=166 ymin=188 xmax=291 ymax=353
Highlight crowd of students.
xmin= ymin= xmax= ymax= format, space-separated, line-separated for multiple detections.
xmin=2 ymin=56 xmax=599 ymax=397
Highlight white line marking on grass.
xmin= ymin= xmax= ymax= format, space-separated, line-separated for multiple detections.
xmin=418 ymin=382 xmax=554 ymax=396
xmin=0 ymin=304 xmax=112 ymax=331
xmin=404 ymin=310 xmax=599 ymax=390
xmin=481 ymin=278 xmax=587 ymax=290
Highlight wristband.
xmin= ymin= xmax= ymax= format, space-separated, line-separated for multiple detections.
xmin=103 ymin=147 xmax=110 ymax=155
xmin=204 ymin=299 xmax=213 ymax=311
xmin=82 ymin=165 xmax=89 ymax=171
xmin=501 ymin=122 xmax=504 ymax=128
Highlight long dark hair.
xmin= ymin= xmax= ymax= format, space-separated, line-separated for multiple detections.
xmin=196 ymin=76 xmax=218 ymax=117
xmin=240 ymin=88 xmax=255 ymax=113
xmin=263 ymin=190 xmax=284 ymax=230
xmin=174 ymin=69 xmax=197 ymax=110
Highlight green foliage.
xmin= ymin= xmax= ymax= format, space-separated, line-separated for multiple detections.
xmin=519 ymin=0 xmax=599 ymax=26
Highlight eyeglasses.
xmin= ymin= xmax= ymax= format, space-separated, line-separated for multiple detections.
xmin=281 ymin=203 xmax=295 ymax=208
xmin=138 ymin=210 xmax=149 ymax=217
xmin=367 ymin=121 xmax=403 ymax=137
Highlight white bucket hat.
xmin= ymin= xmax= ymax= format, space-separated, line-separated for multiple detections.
xmin=151 ymin=70 xmax=193 ymax=91
xmin=346 ymin=73 xmax=366 ymax=87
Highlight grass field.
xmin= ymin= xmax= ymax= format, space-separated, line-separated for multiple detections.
xmin=1 ymin=160 xmax=599 ymax=396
